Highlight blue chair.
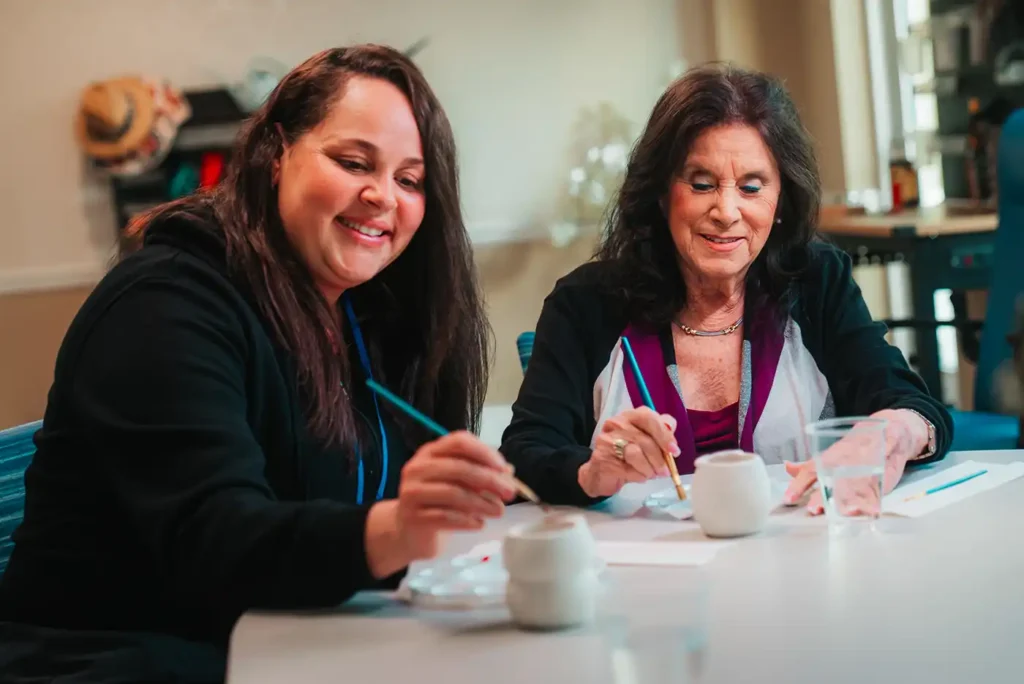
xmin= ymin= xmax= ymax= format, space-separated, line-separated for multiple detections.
xmin=948 ymin=109 xmax=1024 ymax=451
xmin=516 ymin=332 xmax=534 ymax=374
xmin=0 ymin=420 xmax=40 ymax=577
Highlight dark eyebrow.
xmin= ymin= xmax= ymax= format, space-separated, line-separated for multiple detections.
xmin=326 ymin=137 xmax=424 ymax=167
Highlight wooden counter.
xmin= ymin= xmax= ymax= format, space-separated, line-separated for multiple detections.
xmin=819 ymin=202 xmax=998 ymax=238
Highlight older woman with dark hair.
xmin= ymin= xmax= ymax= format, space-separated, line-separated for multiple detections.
xmin=501 ymin=64 xmax=952 ymax=511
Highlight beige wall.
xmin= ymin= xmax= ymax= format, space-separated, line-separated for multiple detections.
xmin=478 ymin=235 xmax=600 ymax=406
xmin=685 ymin=0 xmax=877 ymax=199
xmin=0 ymin=287 xmax=92 ymax=428
xmin=707 ymin=0 xmax=851 ymax=196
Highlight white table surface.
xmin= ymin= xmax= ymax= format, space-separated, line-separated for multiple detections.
xmin=227 ymin=450 xmax=1024 ymax=684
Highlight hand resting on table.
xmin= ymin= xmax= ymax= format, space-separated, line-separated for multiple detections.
xmin=783 ymin=408 xmax=930 ymax=515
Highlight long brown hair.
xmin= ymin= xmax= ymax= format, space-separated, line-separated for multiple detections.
xmin=125 ymin=45 xmax=491 ymax=450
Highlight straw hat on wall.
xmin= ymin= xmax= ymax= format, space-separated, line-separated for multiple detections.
xmin=75 ymin=75 xmax=191 ymax=176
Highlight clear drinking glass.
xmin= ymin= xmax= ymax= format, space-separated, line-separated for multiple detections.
xmin=597 ymin=567 xmax=709 ymax=683
xmin=805 ymin=417 xmax=888 ymax=531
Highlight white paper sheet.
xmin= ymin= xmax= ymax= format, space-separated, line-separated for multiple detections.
xmin=464 ymin=539 xmax=729 ymax=567
xmin=883 ymin=460 xmax=1024 ymax=518
xmin=596 ymin=540 xmax=729 ymax=566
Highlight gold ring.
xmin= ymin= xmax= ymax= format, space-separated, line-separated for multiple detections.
xmin=613 ymin=438 xmax=628 ymax=459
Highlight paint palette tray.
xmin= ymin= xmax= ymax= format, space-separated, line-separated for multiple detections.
xmin=404 ymin=551 xmax=508 ymax=609
xmin=643 ymin=485 xmax=695 ymax=519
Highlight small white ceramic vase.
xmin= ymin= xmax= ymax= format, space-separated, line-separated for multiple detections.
xmin=690 ymin=449 xmax=772 ymax=538
xmin=502 ymin=512 xmax=599 ymax=629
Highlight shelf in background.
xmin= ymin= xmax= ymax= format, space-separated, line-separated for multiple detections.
xmin=928 ymin=0 xmax=1024 ymax=201
xmin=180 ymin=88 xmax=248 ymax=129
xmin=106 ymin=87 xmax=249 ymax=232
xmin=819 ymin=201 xmax=997 ymax=238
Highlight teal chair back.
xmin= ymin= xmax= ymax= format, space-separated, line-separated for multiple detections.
xmin=945 ymin=110 xmax=1024 ymax=450
xmin=0 ymin=420 xmax=40 ymax=576
xmin=975 ymin=109 xmax=1024 ymax=412
xmin=516 ymin=332 xmax=534 ymax=374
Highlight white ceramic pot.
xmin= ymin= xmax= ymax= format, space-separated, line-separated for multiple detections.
xmin=502 ymin=512 xmax=599 ymax=629
xmin=690 ymin=449 xmax=771 ymax=538
xmin=502 ymin=512 xmax=596 ymax=583
xmin=505 ymin=570 xmax=601 ymax=630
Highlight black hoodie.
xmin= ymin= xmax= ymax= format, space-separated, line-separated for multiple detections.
xmin=0 ymin=205 xmax=410 ymax=682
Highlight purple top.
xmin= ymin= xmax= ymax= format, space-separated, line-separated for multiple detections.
xmin=620 ymin=308 xmax=785 ymax=475
xmin=687 ymin=402 xmax=740 ymax=455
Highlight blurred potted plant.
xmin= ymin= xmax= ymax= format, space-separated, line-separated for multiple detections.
xmin=550 ymin=102 xmax=633 ymax=247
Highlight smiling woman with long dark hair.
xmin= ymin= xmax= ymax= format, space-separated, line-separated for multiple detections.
xmin=0 ymin=45 xmax=511 ymax=683
xmin=501 ymin=63 xmax=952 ymax=511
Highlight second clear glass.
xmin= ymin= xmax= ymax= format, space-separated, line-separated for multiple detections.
xmin=804 ymin=417 xmax=888 ymax=530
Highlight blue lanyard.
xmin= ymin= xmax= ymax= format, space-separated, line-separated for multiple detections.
xmin=343 ymin=295 xmax=389 ymax=505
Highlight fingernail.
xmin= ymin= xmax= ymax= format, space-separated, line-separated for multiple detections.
xmin=669 ymin=443 xmax=680 ymax=457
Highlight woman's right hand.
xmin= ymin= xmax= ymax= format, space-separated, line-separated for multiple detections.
xmin=577 ymin=407 xmax=680 ymax=498
xmin=365 ymin=431 xmax=518 ymax=578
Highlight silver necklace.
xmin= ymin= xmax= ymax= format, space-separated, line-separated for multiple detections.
xmin=674 ymin=316 xmax=743 ymax=337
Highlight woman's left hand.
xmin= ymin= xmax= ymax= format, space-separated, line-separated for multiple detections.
xmin=783 ymin=408 xmax=930 ymax=515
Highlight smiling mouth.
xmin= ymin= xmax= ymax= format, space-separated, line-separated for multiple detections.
xmin=336 ymin=217 xmax=390 ymax=239
xmin=701 ymin=234 xmax=741 ymax=244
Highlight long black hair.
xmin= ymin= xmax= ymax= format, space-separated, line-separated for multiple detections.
xmin=597 ymin=63 xmax=821 ymax=327
xmin=126 ymin=45 xmax=490 ymax=450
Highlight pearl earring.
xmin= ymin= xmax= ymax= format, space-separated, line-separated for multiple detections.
xmin=775 ymin=217 xmax=782 ymax=224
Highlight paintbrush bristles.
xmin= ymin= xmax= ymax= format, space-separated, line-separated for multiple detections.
xmin=664 ymin=453 xmax=686 ymax=501
xmin=516 ymin=480 xmax=541 ymax=504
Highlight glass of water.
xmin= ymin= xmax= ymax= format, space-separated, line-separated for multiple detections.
xmin=805 ymin=417 xmax=888 ymax=531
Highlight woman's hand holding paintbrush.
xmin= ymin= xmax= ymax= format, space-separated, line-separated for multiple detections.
xmin=363 ymin=379 xmax=539 ymax=579
xmin=577 ymin=336 xmax=685 ymax=500
xmin=365 ymin=431 xmax=519 ymax=579
xmin=362 ymin=380 xmax=522 ymax=579
xmin=578 ymin=408 xmax=681 ymax=498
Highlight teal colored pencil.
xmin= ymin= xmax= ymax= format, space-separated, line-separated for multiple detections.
xmin=620 ymin=337 xmax=656 ymax=410
xmin=904 ymin=469 xmax=988 ymax=502
xmin=365 ymin=379 xmax=448 ymax=437
xmin=364 ymin=379 xmax=541 ymax=503
xmin=619 ymin=337 xmax=685 ymax=500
